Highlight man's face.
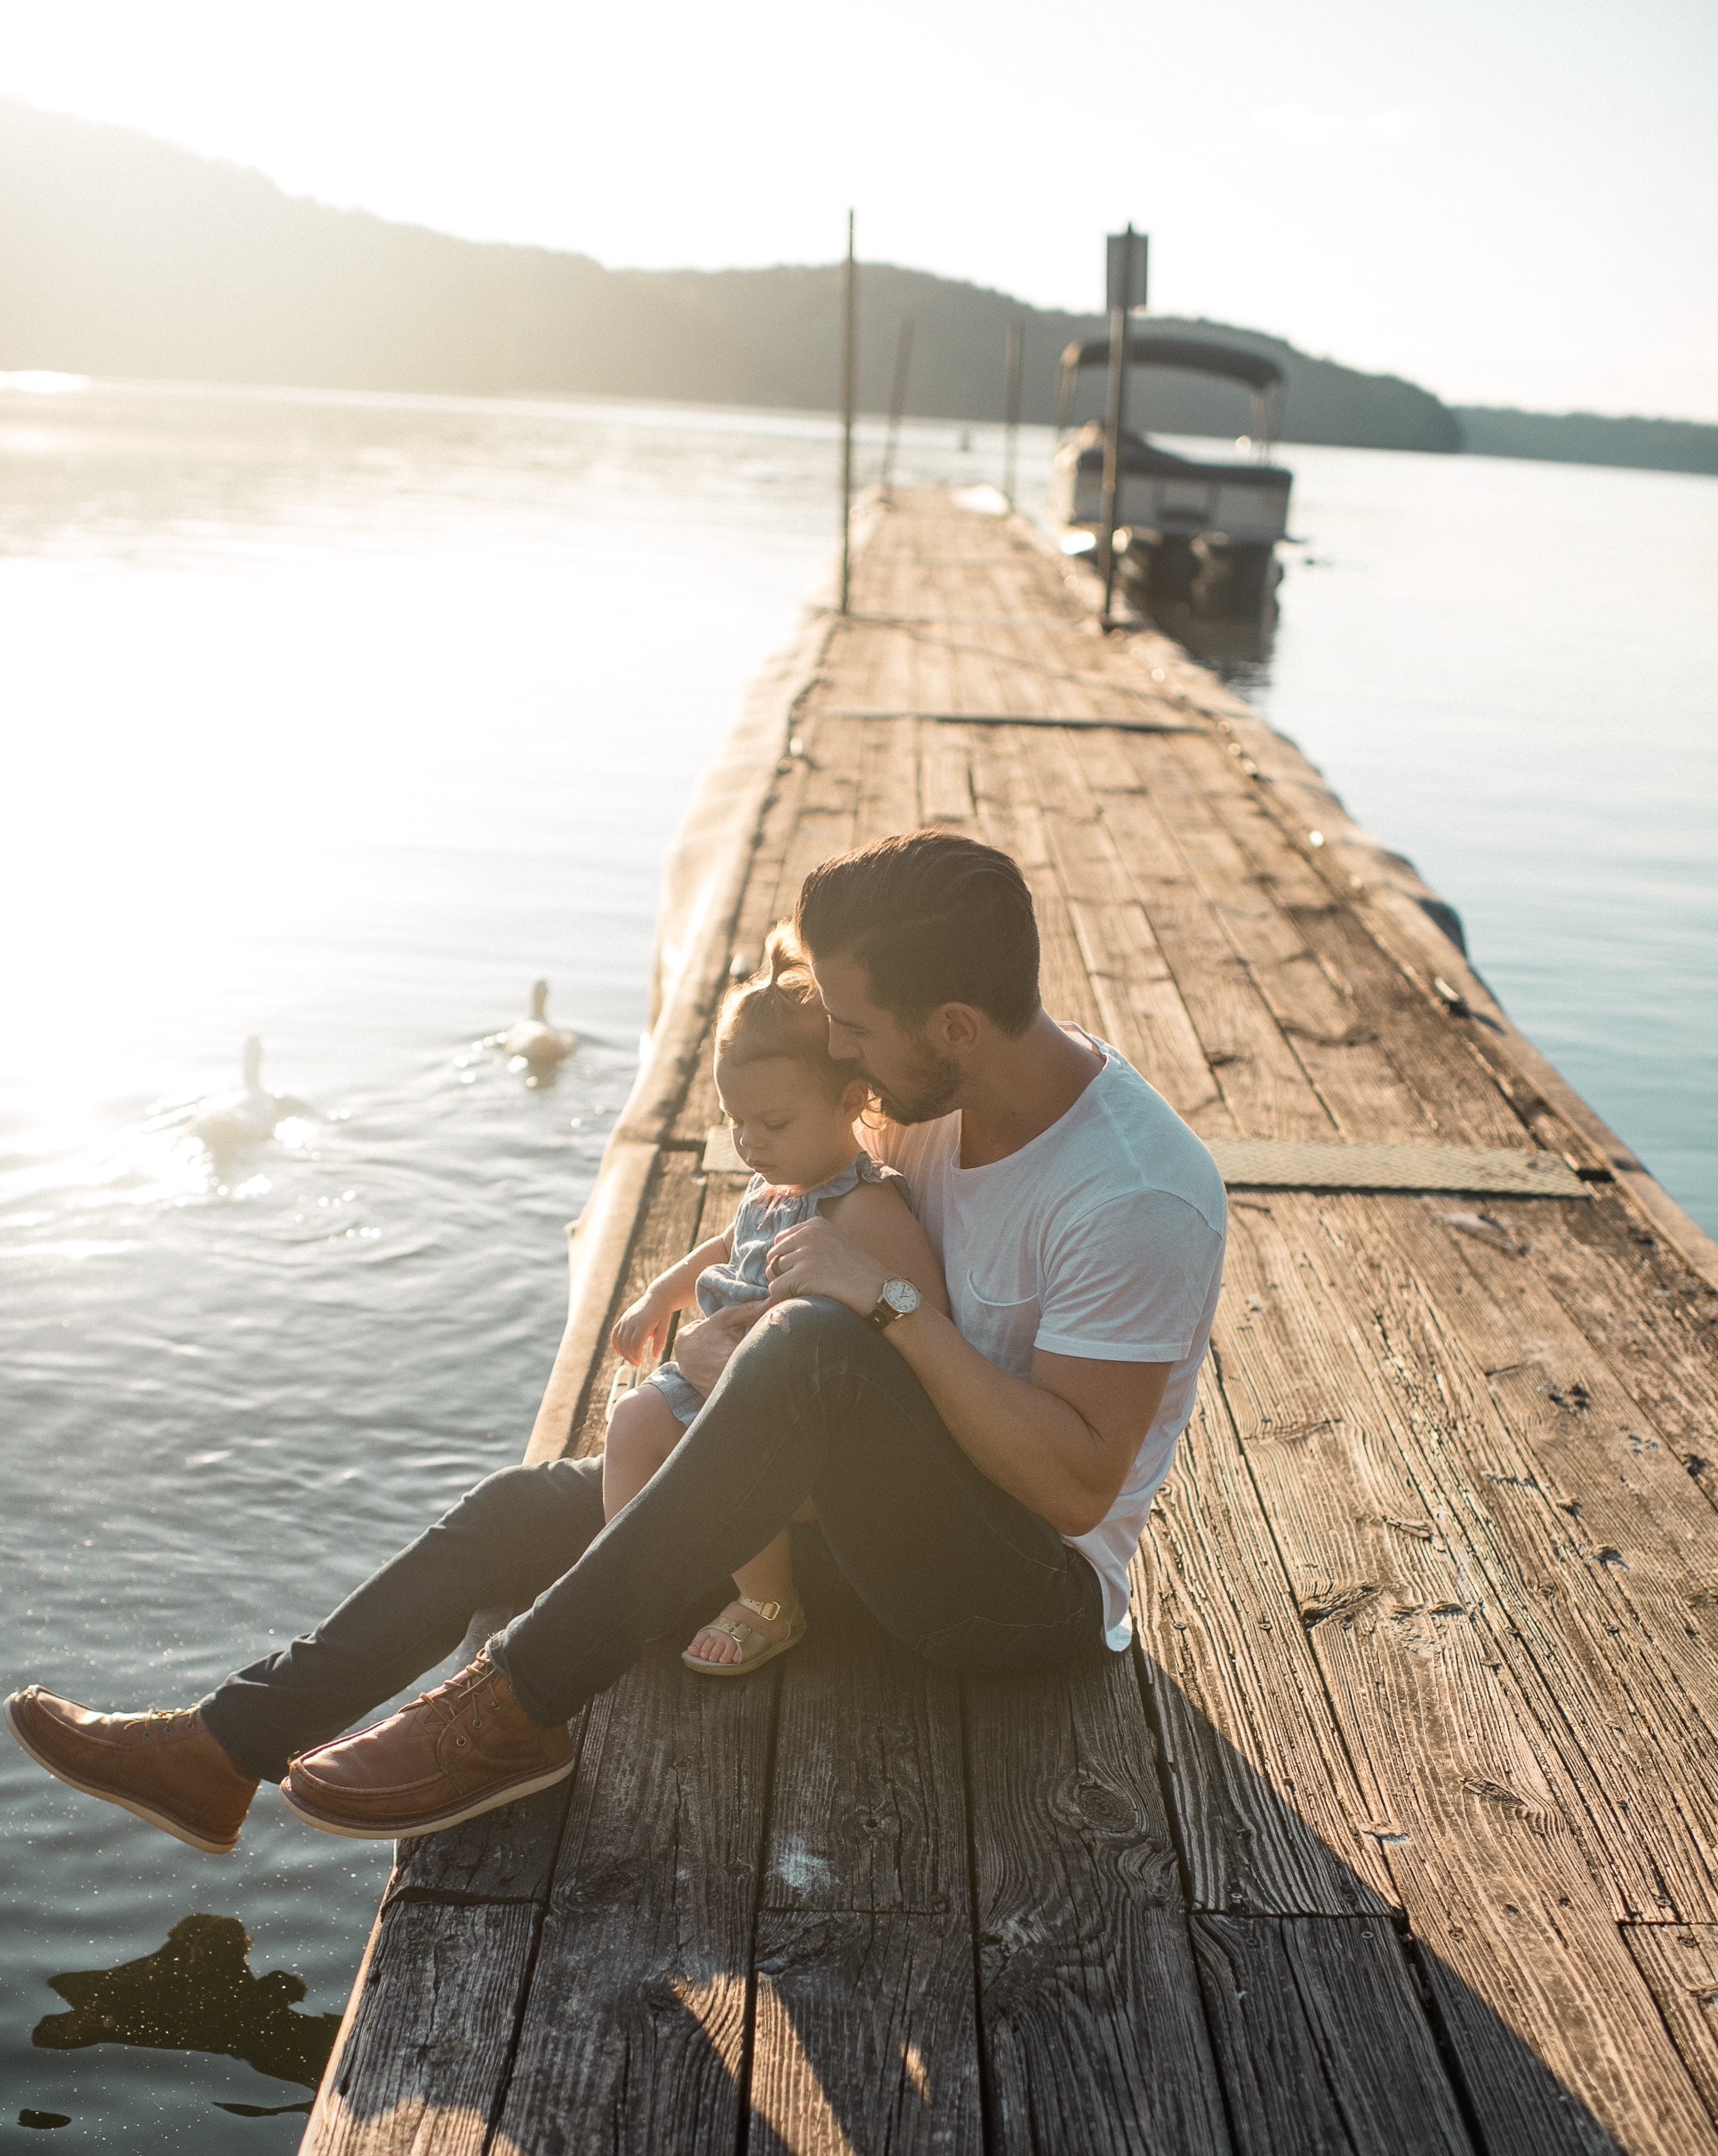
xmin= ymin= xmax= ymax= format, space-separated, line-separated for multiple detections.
xmin=807 ymin=951 xmax=966 ymax=1125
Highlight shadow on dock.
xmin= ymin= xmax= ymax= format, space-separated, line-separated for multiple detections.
xmin=306 ymin=1596 xmax=1646 ymax=2153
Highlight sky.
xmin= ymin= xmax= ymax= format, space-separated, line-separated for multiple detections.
xmin=0 ymin=0 xmax=1714 ymax=419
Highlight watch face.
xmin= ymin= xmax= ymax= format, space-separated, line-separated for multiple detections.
xmin=881 ymin=1278 xmax=919 ymax=1317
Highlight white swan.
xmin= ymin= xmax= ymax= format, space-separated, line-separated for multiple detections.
xmin=496 ymin=980 xmax=576 ymax=1087
xmin=192 ymin=1038 xmax=311 ymax=1155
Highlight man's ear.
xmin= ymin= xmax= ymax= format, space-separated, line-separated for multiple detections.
xmin=928 ymin=1002 xmax=985 ymax=1054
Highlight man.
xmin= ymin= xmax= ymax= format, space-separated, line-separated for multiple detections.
xmin=6 ymin=831 xmax=1225 ymax=1851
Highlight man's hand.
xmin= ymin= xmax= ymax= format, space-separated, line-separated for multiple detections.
xmin=764 ymin=1217 xmax=886 ymax=1319
xmin=673 ymin=1300 xmax=767 ymax=1394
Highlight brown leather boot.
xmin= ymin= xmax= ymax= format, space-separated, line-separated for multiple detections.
xmin=4 ymin=1687 xmax=259 ymax=1855
xmin=279 ymin=1652 xmax=572 ymax=1840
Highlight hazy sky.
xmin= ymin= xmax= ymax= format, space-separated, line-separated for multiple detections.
xmin=2 ymin=0 xmax=1713 ymax=418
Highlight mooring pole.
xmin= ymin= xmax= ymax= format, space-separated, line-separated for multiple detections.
xmin=1098 ymin=225 xmax=1146 ymax=627
xmin=881 ymin=315 xmax=914 ymax=499
xmin=1002 ymin=322 xmax=1023 ymax=506
xmin=839 ymin=210 xmax=857 ymax=614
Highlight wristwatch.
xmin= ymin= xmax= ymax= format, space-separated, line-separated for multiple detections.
xmin=866 ymin=1278 xmax=921 ymax=1331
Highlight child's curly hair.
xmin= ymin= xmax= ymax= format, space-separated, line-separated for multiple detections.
xmin=715 ymin=925 xmax=860 ymax=1104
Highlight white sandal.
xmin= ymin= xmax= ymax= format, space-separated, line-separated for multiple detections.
xmin=681 ymin=1595 xmax=807 ymax=1678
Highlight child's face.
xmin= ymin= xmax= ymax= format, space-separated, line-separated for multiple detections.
xmin=715 ymin=1055 xmax=859 ymax=1190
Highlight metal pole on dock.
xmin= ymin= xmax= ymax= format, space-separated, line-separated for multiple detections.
xmin=1098 ymin=226 xmax=1147 ymax=626
xmin=880 ymin=316 xmax=914 ymax=500
xmin=839 ymin=211 xmax=857 ymax=614
xmin=1002 ymin=322 xmax=1023 ymax=506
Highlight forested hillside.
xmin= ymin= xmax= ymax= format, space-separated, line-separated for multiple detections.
xmin=3 ymin=99 xmax=1712 ymax=475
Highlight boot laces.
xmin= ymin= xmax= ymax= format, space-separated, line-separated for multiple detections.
xmin=418 ymin=1657 xmax=501 ymax=1733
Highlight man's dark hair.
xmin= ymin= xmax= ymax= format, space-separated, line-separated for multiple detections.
xmin=795 ymin=830 xmax=1040 ymax=1036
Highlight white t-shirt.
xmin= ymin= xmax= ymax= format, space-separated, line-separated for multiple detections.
xmin=863 ymin=1034 xmax=1226 ymax=1648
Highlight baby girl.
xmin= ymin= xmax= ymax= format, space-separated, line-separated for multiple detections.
xmin=604 ymin=927 xmax=947 ymax=1673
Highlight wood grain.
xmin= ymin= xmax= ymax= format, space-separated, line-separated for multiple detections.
xmin=302 ymin=1901 xmax=535 ymax=2156
xmin=754 ymin=1595 xmax=980 ymax=2148
xmin=1088 ymin=765 xmax=1336 ymax=1142
xmin=1192 ymin=1915 xmax=1474 ymax=2155
xmin=749 ymin=1913 xmax=982 ymax=2155
xmin=1337 ymin=1194 xmax=1718 ymax=1919
xmin=765 ymin=1628 xmax=967 ymax=1918
xmin=1132 ymin=1389 xmax=1399 ymax=1916
xmin=1216 ymin=1195 xmax=1718 ymax=2147
xmin=388 ymin=1775 xmax=576 ymax=1905
xmin=1623 ymin=1926 xmax=1718 ymax=2129
xmin=492 ymin=1641 xmax=775 ymax=2154
xmin=965 ymin=1650 xmax=1231 ymax=2155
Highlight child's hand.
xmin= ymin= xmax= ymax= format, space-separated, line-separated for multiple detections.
xmin=611 ymin=1288 xmax=674 ymax=1367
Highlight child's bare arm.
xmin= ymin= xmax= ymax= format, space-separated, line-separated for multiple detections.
xmin=610 ymin=1227 xmax=734 ymax=1364
xmin=823 ymin=1182 xmax=951 ymax=1318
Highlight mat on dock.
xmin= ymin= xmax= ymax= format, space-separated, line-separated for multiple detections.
xmin=305 ymin=492 xmax=1718 ymax=2156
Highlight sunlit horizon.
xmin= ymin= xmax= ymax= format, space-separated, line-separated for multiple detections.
xmin=0 ymin=0 xmax=1713 ymax=421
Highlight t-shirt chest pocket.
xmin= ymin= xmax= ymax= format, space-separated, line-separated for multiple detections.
xmin=958 ymin=1265 xmax=1040 ymax=1381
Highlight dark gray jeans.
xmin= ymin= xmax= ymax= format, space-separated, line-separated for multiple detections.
xmin=202 ymin=1296 xmax=1106 ymax=1782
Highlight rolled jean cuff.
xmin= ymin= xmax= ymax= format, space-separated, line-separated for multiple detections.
xmin=484 ymin=1631 xmax=561 ymax=1728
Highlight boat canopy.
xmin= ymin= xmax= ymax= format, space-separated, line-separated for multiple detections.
xmin=1056 ymin=332 xmax=1286 ymax=456
xmin=1059 ymin=334 xmax=1283 ymax=391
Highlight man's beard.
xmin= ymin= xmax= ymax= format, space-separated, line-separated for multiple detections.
xmin=870 ymin=1041 xmax=963 ymax=1126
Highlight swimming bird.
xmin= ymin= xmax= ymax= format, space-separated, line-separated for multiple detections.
xmin=497 ymin=980 xmax=576 ymax=1087
xmin=192 ymin=1038 xmax=312 ymax=1156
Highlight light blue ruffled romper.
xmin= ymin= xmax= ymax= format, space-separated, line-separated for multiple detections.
xmin=646 ymin=1152 xmax=905 ymax=1426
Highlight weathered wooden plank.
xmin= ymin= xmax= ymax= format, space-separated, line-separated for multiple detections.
xmin=919 ymin=725 xmax=976 ymax=826
xmin=771 ymin=711 xmax=864 ymax=921
xmin=1087 ymin=770 xmax=1337 ymax=1142
xmin=967 ymin=724 xmax=1104 ymax=1038
xmin=1522 ymin=1190 xmax=1718 ymax=1506
xmin=965 ymin=1649 xmax=1232 ymax=2155
xmin=1333 ymin=1195 xmax=1718 ymax=1919
xmin=1191 ymin=1915 xmax=1474 ymax=2155
xmin=1026 ymin=723 xmax=1230 ymax=1128
xmin=1216 ymin=1196 xmax=1718 ymax=2147
xmin=765 ymin=1627 xmax=967 ymax=1918
xmin=1132 ymin=1389 xmax=1399 ymax=1916
xmin=1128 ymin=734 xmax=1441 ymax=1142
xmin=1281 ymin=898 xmax=1528 ymax=1149
xmin=855 ymin=711 xmax=920 ymax=844
xmin=492 ymin=1642 xmax=775 ymax=2154
xmin=1623 ymin=1926 xmax=1718 ymax=2128
xmin=749 ymin=1915 xmax=982 ymax=2155
xmin=389 ymin=1775 xmax=575 ymax=1904
xmin=302 ymin=1901 xmax=535 ymax=2156
xmin=1156 ymin=732 xmax=1528 ymax=1146
xmin=753 ymin=1589 xmax=980 ymax=2149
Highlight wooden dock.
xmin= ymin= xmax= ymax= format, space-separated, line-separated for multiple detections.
xmin=303 ymin=489 xmax=1718 ymax=2155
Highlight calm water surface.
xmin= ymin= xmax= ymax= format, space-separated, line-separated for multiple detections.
xmin=0 ymin=381 xmax=1713 ymax=2147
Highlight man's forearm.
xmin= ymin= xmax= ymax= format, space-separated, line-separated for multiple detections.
xmin=883 ymin=1307 xmax=1116 ymax=1534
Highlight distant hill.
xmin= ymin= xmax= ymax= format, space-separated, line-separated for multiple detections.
xmin=1 ymin=99 xmax=1711 ymax=477
xmin=1456 ymin=406 xmax=1718 ymax=477
xmin=0 ymin=99 xmax=1457 ymax=453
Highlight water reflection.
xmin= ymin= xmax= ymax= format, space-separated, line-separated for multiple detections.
xmin=35 ymin=1912 xmax=339 ymax=2094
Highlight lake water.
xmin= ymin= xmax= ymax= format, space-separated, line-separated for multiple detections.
xmin=0 ymin=380 xmax=1713 ymax=2148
